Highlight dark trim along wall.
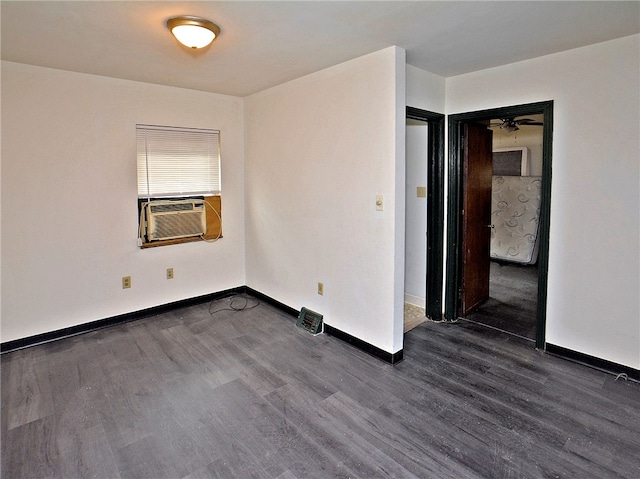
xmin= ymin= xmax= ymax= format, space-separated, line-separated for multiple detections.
xmin=323 ymin=324 xmax=404 ymax=364
xmin=0 ymin=287 xmax=247 ymax=354
xmin=0 ymin=287 xmax=404 ymax=365
xmin=2 ymin=289 xmax=636 ymax=379
xmin=546 ymin=344 xmax=639 ymax=382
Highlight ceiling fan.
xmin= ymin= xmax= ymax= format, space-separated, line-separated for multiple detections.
xmin=490 ymin=117 xmax=543 ymax=133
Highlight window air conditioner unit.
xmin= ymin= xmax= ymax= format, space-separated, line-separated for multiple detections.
xmin=145 ymin=199 xmax=206 ymax=241
xmin=493 ymin=147 xmax=530 ymax=176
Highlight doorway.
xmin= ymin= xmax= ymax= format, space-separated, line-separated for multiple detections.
xmin=405 ymin=107 xmax=445 ymax=324
xmin=445 ymin=101 xmax=553 ymax=349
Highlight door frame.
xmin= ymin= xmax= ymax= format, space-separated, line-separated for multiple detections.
xmin=445 ymin=101 xmax=553 ymax=349
xmin=406 ymin=106 xmax=445 ymax=322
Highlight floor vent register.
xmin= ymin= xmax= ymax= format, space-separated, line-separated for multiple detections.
xmin=296 ymin=307 xmax=323 ymax=335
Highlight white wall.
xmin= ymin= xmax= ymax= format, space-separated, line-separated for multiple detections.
xmin=406 ymin=64 xmax=445 ymax=113
xmin=244 ymin=47 xmax=406 ymax=355
xmin=446 ymin=35 xmax=640 ymax=369
xmin=404 ymin=121 xmax=428 ymax=307
xmin=1 ymin=62 xmax=246 ymax=342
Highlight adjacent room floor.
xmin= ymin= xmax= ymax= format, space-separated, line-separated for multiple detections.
xmin=403 ymin=302 xmax=426 ymax=332
xmin=465 ymin=261 xmax=539 ymax=341
xmin=2 ymin=295 xmax=639 ymax=478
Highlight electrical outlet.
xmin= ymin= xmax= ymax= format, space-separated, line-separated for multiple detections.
xmin=166 ymin=268 xmax=174 ymax=279
xmin=317 ymin=282 xmax=324 ymax=296
xmin=122 ymin=276 xmax=131 ymax=289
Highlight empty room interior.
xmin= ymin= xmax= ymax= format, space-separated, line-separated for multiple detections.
xmin=2 ymin=2 xmax=639 ymax=478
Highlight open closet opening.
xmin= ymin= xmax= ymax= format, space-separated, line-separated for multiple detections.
xmin=404 ymin=107 xmax=445 ymax=331
xmin=404 ymin=116 xmax=430 ymax=332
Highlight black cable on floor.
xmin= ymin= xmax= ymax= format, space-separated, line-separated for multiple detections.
xmin=208 ymin=293 xmax=260 ymax=316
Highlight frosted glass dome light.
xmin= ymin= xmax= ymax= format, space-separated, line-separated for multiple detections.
xmin=167 ymin=16 xmax=220 ymax=49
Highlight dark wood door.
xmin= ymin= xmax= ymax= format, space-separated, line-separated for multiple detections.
xmin=460 ymin=122 xmax=493 ymax=316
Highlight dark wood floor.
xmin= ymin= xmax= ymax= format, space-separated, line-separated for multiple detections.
xmin=465 ymin=261 xmax=539 ymax=340
xmin=2 ymin=295 xmax=639 ymax=478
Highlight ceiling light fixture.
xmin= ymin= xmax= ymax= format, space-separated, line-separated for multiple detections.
xmin=167 ymin=16 xmax=220 ymax=49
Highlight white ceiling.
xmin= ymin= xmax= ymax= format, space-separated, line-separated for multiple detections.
xmin=2 ymin=1 xmax=639 ymax=97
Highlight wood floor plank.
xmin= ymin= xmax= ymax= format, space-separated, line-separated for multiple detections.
xmin=261 ymin=385 xmax=370 ymax=479
xmin=208 ymin=380 xmax=353 ymax=479
xmin=181 ymin=441 xmax=274 ymax=479
xmin=3 ymin=415 xmax=60 ymax=478
xmin=4 ymin=349 xmax=55 ymax=430
xmin=57 ymin=421 xmax=122 ymax=479
xmin=318 ymin=391 xmax=468 ymax=479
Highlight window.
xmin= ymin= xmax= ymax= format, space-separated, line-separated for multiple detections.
xmin=136 ymin=124 xmax=222 ymax=247
xmin=137 ymin=124 xmax=221 ymax=198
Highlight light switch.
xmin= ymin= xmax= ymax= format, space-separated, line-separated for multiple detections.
xmin=417 ymin=186 xmax=427 ymax=198
xmin=375 ymin=195 xmax=384 ymax=211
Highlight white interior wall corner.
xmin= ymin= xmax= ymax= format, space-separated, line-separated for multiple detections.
xmin=406 ymin=64 xmax=446 ymax=113
xmin=393 ymin=46 xmax=407 ymax=354
xmin=245 ymin=47 xmax=403 ymax=354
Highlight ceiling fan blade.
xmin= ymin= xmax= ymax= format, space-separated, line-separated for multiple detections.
xmin=515 ymin=118 xmax=543 ymax=125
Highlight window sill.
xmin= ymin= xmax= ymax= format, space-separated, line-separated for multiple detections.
xmin=140 ymin=234 xmax=223 ymax=249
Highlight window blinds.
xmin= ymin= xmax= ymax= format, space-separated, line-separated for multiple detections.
xmin=137 ymin=124 xmax=221 ymax=198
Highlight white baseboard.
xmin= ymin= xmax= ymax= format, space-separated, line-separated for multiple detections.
xmin=404 ymin=293 xmax=425 ymax=308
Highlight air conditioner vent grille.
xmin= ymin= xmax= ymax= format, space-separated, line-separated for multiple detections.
xmin=152 ymin=212 xmax=204 ymax=239
xmin=150 ymin=203 xmax=194 ymax=213
xmin=145 ymin=199 xmax=206 ymax=241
